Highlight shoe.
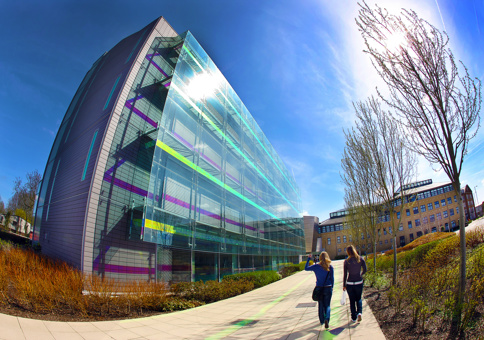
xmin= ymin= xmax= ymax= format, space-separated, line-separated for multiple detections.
xmin=351 ymin=319 xmax=357 ymax=323
xmin=324 ymin=320 xmax=329 ymax=329
xmin=357 ymin=313 xmax=362 ymax=322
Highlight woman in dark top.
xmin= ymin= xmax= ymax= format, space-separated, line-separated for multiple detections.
xmin=343 ymin=245 xmax=367 ymax=322
xmin=305 ymin=252 xmax=334 ymax=329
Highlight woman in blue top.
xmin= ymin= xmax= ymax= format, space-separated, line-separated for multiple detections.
xmin=305 ymin=252 xmax=334 ymax=329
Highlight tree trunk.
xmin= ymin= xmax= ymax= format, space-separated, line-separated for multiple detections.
xmin=392 ymin=235 xmax=397 ymax=285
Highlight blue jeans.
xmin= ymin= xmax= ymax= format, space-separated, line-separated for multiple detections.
xmin=346 ymin=284 xmax=363 ymax=320
xmin=317 ymin=287 xmax=333 ymax=324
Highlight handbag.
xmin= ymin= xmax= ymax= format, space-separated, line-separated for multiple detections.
xmin=340 ymin=290 xmax=347 ymax=305
xmin=311 ymin=269 xmax=330 ymax=301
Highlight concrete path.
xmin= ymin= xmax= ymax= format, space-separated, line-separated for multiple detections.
xmin=0 ymin=259 xmax=386 ymax=340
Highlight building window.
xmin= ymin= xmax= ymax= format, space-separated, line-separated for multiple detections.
xmin=445 ymin=223 xmax=449 ymax=231
xmin=432 ymin=227 xmax=437 ymax=233
xmin=415 ymin=219 xmax=420 ymax=227
xmin=349 ymin=235 xmax=352 ymax=242
xmin=389 ymin=227 xmax=392 ymax=234
xmin=435 ymin=201 xmax=440 ymax=208
xmin=456 ymin=207 xmax=459 ymax=214
xmin=441 ymin=199 xmax=446 ymax=207
xmin=327 ymin=238 xmax=331 ymax=245
xmin=397 ymin=211 xmax=401 ymax=219
xmin=454 ymin=195 xmax=457 ymax=202
xmin=413 ymin=207 xmax=419 ymax=214
xmin=443 ymin=210 xmax=448 ymax=218
xmin=447 ymin=197 xmax=452 ymax=205
xmin=337 ymin=236 xmax=341 ymax=244
xmin=420 ymin=205 xmax=426 ymax=213
xmin=361 ymin=233 xmax=364 ymax=240
xmin=417 ymin=231 xmax=423 ymax=237
xmin=379 ymin=241 xmax=383 ymax=245
xmin=384 ymin=228 xmax=387 ymax=235
xmin=406 ymin=209 xmax=410 ymax=216
xmin=400 ymin=224 xmax=404 ymax=231
xmin=338 ymin=248 xmax=342 ymax=253
xmin=410 ymin=233 xmax=414 ymax=241
xmin=451 ymin=220 xmax=456 ymax=228
xmin=422 ymin=216 xmax=428 ymax=224
xmin=450 ymin=208 xmax=454 ymax=216
xmin=400 ymin=236 xmax=405 ymax=246
xmin=385 ymin=239 xmax=388 ymax=244
xmin=430 ymin=214 xmax=435 ymax=222
xmin=437 ymin=212 xmax=442 ymax=220
xmin=428 ymin=203 xmax=433 ymax=210
xmin=343 ymin=235 xmax=347 ymax=243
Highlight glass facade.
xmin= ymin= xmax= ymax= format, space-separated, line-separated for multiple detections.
xmin=89 ymin=30 xmax=304 ymax=282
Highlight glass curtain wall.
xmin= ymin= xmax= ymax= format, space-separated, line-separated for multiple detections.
xmin=141 ymin=32 xmax=304 ymax=281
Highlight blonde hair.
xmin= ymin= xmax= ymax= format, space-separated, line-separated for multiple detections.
xmin=346 ymin=245 xmax=361 ymax=263
xmin=319 ymin=251 xmax=332 ymax=271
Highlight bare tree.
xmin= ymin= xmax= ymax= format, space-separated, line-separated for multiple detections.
xmin=11 ymin=170 xmax=42 ymax=223
xmin=352 ymin=98 xmax=416 ymax=285
xmin=341 ymin=113 xmax=381 ymax=272
xmin=356 ymin=2 xmax=481 ymax=315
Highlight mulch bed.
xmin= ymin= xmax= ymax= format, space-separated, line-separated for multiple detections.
xmin=364 ymin=286 xmax=484 ymax=339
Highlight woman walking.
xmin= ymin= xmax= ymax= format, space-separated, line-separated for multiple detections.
xmin=305 ymin=252 xmax=334 ymax=329
xmin=343 ymin=245 xmax=367 ymax=322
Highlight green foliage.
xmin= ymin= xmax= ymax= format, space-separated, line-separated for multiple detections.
xmin=364 ymin=271 xmax=389 ymax=289
xmin=171 ymin=279 xmax=254 ymax=303
xmin=14 ymin=209 xmax=27 ymax=222
xmin=298 ymin=261 xmax=307 ymax=271
xmin=279 ymin=264 xmax=300 ymax=278
xmin=159 ymin=297 xmax=204 ymax=312
xmin=222 ymin=270 xmax=281 ymax=288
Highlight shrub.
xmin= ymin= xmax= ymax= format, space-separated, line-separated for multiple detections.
xmin=171 ymin=279 xmax=254 ymax=303
xmin=279 ymin=264 xmax=300 ymax=278
xmin=222 ymin=270 xmax=281 ymax=288
xmin=364 ymin=271 xmax=389 ymax=289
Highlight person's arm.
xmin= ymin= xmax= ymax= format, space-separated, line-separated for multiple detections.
xmin=305 ymin=255 xmax=312 ymax=271
xmin=343 ymin=260 xmax=348 ymax=290
xmin=330 ymin=266 xmax=334 ymax=287
xmin=361 ymin=258 xmax=367 ymax=277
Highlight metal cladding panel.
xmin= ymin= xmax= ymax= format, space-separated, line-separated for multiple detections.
xmin=35 ymin=18 xmax=164 ymax=269
xmin=83 ymin=17 xmax=178 ymax=276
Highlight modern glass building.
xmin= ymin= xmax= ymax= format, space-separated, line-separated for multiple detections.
xmin=33 ymin=17 xmax=304 ymax=283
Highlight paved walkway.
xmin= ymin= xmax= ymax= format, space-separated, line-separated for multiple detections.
xmin=0 ymin=260 xmax=386 ymax=340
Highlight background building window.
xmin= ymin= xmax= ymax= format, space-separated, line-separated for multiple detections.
xmin=450 ymin=208 xmax=454 ymax=216
xmin=447 ymin=197 xmax=452 ymax=205
xmin=443 ymin=210 xmax=448 ymax=218
xmin=428 ymin=203 xmax=433 ymax=210
xmin=441 ymin=199 xmax=446 ymax=206
xmin=400 ymin=224 xmax=404 ymax=231
xmin=422 ymin=216 xmax=428 ymax=224
xmin=435 ymin=201 xmax=440 ymax=208
xmin=337 ymin=236 xmax=341 ymax=243
xmin=430 ymin=214 xmax=435 ymax=222
xmin=413 ymin=207 xmax=419 ymax=214
xmin=397 ymin=211 xmax=401 ymax=219
xmin=343 ymin=235 xmax=347 ymax=243
xmin=437 ymin=212 xmax=442 ymax=220
xmin=327 ymin=238 xmax=331 ymax=245
xmin=406 ymin=209 xmax=410 ymax=216
xmin=415 ymin=219 xmax=420 ymax=227
xmin=420 ymin=205 xmax=426 ymax=212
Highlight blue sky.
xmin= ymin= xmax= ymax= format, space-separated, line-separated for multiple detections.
xmin=1 ymin=0 xmax=483 ymax=221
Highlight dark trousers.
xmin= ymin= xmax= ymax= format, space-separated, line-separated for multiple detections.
xmin=346 ymin=283 xmax=363 ymax=320
xmin=317 ymin=287 xmax=333 ymax=324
